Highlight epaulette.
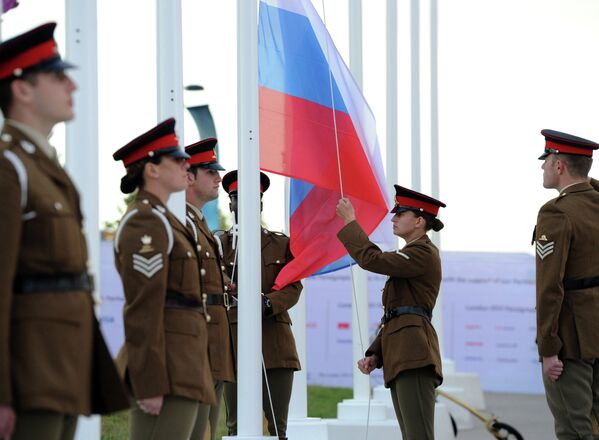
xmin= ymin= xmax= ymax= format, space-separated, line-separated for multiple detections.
xmin=114 ymin=204 xmax=174 ymax=255
xmin=213 ymin=229 xmax=226 ymax=237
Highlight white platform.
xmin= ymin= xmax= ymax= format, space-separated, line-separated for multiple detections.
xmin=287 ymin=417 xmax=329 ymax=440
xmin=442 ymin=372 xmax=485 ymax=410
xmin=437 ymin=385 xmax=474 ymax=430
xmin=288 ymin=394 xmax=456 ymax=440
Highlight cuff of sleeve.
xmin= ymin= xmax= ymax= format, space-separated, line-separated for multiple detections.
xmin=538 ymin=336 xmax=563 ymax=357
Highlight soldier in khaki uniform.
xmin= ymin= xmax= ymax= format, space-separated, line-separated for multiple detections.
xmin=535 ymin=129 xmax=599 ymax=439
xmin=113 ymin=119 xmax=216 ymax=440
xmin=336 ymin=185 xmax=445 ymax=440
xmin=184 ymin=138 xmax=235 ymax=440
xmin=219 ymin=170 xmax=302 ymax=440
xmin=0 ymin=23 xmax=128 ymax=440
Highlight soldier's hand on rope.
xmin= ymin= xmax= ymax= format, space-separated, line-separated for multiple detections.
xmin=137 ymin=395 xmax=164 ymax=416
xmin=336 ymin=198 xmax=356 ymax=224
xmin=357 ymin=355 xmax=378 ymax=375
xmin=542 ymin=355 xmax=564 ymax=381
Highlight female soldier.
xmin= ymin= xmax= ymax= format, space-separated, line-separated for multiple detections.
xmin=336 ymin=185 xmax=445 ymax=440
xmin=112 ymin=118 xmax=216 ymax=440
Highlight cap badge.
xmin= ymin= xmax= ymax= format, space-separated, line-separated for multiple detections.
xmin=139 ymin=235 xmax=154 ymax=253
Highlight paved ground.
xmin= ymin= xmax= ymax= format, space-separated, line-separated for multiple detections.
xmin=455 ymin=392 xmax=554 ymax=440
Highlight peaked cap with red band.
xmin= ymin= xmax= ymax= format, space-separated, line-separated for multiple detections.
xmin=113 ymin=118 xmax=189 ymax=167
xmin=0 ymin=22 xmax=75 ymax=81
xmin=185 ymin=138 xmax=225 ymax=170
xmin=539 ymin=129 xmax=599 ymax=160
xmin=391 ymin=184 xmax=446 ymax=217
xmin=222 ymin=170 xmax=270 ymax=195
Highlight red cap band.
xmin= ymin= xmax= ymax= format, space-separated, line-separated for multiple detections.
xmin=546 ymin=139 xmax=594 ymax=157
xmin=395 ymin=196 xmax=440 ymax=216
xmin=188 ymin=149 xmax=217 ymax=166
xmin=227 ymin=181 xmax=265 ymax=193
xmin=122 ymin=133 xmax=178 ymax=166
xmin=0 ymin=40 xmax=57 ymax=80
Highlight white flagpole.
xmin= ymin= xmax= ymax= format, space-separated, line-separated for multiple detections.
xmin=348 ymin=0 xmax=370 ymax=404
xmin=386 ymin=0 xmax=398 ymax=196
xmin=224 ymin=1 xmax=271 ymax=439
xmin=410 ymin=0 xmax=421 ymax=191
xmin=64 ymin=1 xmax=101 ymax=438
xmin=429 ymin=0 xmax=445 ymax=355
xmin=156 ymin=0 xmax=185 ymax=221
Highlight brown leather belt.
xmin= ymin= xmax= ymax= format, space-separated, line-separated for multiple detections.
xmin=165 ymin=292 xmax=204 ymax=313
xmin=564 ymin=276 xmax=599 ymax=291
xmin=381 ymin=305 xmax=432 ymax=324
xmin=14 ymin=273 xmax=94 ymax=293
xmin=204 ymin=293 xmax=228 ymax=306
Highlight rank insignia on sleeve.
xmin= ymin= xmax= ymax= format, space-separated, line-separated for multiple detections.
xmin=139 ymin=235 xmax=154 ymax=253
xmin=538 ymin=234 xmax=548 ymax=241
xmin=536 ymin=241 xmax=554 ymax=260
xmin=132 ymin=253 xmax=163 ymax=278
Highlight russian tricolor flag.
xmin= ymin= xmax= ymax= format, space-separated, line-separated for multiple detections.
xmin=258 ymin=0 xmax=389 ymax=290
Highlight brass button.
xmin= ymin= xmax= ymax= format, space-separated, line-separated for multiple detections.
xmin=205 ymin=252 xmax=210 ymax=258
xmin=197 ymin=245 xmax=202 ymax=251
xmin=142 ymin=199 xmax=149 ymax=204
xmin=157 ymin=206 xmax=166 ymax=213
xmin=1 ymin=133 xmax=11 ymax=142
xmin=187 ymin=251 xmax=192 ymax=258
xmin=221 ymin=265 xmax=226 ymax=271
xmin=275 ymin=259 xmax=280 ymax=264
xmin=54 ymin=201 xmax=63 ymax=210
xmin=200 ymin=268 xmax=206 ymax=276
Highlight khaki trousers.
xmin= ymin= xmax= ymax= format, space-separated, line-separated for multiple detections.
xmin=130 ymin=395 xmax=199 ymax=440
xmin=13 ymin=411 xmax=77 ymax=440
xmin=224 ymin=368 xmax=294 ymax=439
xmin=389 ymin=367 xmax=437 ymax=440
xmin=190 ymin=380 xmax=224 ymax=440
xmin=543 ymin=358 xmax=599 ymax=440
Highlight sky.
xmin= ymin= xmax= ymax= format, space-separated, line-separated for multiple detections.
xmin=2 ymin=0 xmax=599 ymax=255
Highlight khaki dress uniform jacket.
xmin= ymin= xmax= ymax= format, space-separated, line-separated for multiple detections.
xmin=337 ymin=221 xmax=443 ymax=387
xmin=535 ymin=181 xmax=599 ymax=359
xmin=218 ymin=228 xmax=302 ymax=370
xmin=0 ymin=124 xmax=127 ymax=415
xmin=185 ymin=204 xmax=235 ymax=382
xmin=114 ymin=191 xmax=216 ymax=405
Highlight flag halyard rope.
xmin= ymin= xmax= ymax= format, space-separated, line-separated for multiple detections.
xmin=321 ymin=1 xmax=372 ymax=438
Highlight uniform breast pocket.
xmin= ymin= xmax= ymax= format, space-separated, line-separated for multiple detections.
xmin=265 ymin=256 xmax=287 ymax=279
xmin=21 ymin=203 xmax=86 ymax=270
xmin=168 ymin=247 xmax=200 ymax=295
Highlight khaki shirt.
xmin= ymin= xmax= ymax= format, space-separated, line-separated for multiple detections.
xmin=535 ymin=181 xmax=599 ymax=359
xmin=185 ymin=203 xmax=235 ymax=382
xmin=0 ymin=124 xmax=127 ymax=415
xmin=337 ymin=221 xmax=443 ymax=387
xmin=114 ymin=191 xmax=216 ymax=405
xmin=219 ymin=228 xmax=302 ymax=370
